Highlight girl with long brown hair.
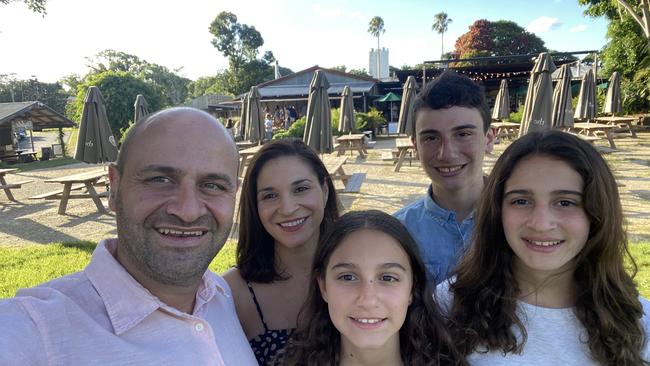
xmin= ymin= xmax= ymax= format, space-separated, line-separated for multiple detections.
xmin=443 ymin=130 xmax=650 ymax=365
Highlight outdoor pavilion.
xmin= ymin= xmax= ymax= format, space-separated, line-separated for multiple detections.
xmin=0 ymin=101 xmax=75 ymax=155
xmin=226 ymin=65 xmax=381 ymax=116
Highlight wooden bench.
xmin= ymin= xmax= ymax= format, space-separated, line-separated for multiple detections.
xmin=342 ymin=172 xmax=365 ymax=193
xmin=30 ymin=183 xmax=88 ymax=200
xmin=0 ymin=180 xmax=33 ymax=190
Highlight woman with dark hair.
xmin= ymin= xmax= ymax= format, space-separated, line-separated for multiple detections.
xmin=442 ymin=130 xmax=650 ymax=365
xmin=287 ymin=210 xmax=465 ymax=366
xmin=224 ymin=138 xmax=339 ymax=365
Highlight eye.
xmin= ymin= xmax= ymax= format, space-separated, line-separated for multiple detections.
xmin=422 ymin=135 xmax=438 ymax=143
xmin=295 ymin=185 xmax=310 ymax=193
xmin=259 ymin=192 xmax=277 ymax=201
xmin=149 ymin=176 xmax=171 ymax=184
xmin=510 ymin=198 xmax=530 ymax=206
xmin=457 ymin=130 xmax=473 ymax=137
xmin=380 ymin=274 xmax=399 ymax=282
xmin=557 ymin=199 xmax=578 ymax=207
xmin=203 ymin=182 xmax=227 ymax=192
xmin=337 ymin=273 xmax=357 ymax=281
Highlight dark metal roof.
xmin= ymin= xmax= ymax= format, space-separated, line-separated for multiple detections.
xmin=0 ymin=101 xmax=75 ymax=130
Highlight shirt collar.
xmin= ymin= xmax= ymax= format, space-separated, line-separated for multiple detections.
xmin=423 ymin=185 xmax=475 ymax=223
xmin=85 ymin=239 xmax=228 ymax=335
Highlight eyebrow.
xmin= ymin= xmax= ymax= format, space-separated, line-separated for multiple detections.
xmin=138 ymin=165 xmax=234 ymax=188
xmin=504 ymin=189 xmax=583 ymax=198
xmin=419 ymin=124 xmax=478 ymax=135
xmin=257 ymin=178 xmax=313 ymax=193
xmin=330 ymin=262 xmax=408 ymax=272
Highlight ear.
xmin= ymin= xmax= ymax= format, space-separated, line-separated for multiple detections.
xmin=321 ymin=180 xmax=329 ymax=206
xmin=410 ymin=135 xmax=419 ymax=160
xmin=317 ymin=276 xmax=328 ymax=303
xmin=107 ymin=164 xmax=120 ymax=212
xmin=485 ymin=127 xmax=495 ymax=154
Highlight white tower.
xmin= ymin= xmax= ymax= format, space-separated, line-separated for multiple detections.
xmin=369 ymin=48 xmax=389 ymax=80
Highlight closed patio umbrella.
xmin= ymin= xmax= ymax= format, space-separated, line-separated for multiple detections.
xmin=339 ymin=85 xmax=356 ymax=134
xmin=398 ymin=75 xmax=417 ymax=136
xmin=133 ymin=94 xmax=150 ymax=124
xmin=238 ymin=92 xmax=250 ymax=140
xmin=603 ymin=71 xmax=622 ymax=116
xmin=519 ymin=52 xmax=557 ymax=136
xmin=492 ymin=79 xmax=510 ymax=121
xmin=303 ymin=70 xmax=333 ymax=154
xmin=574 ymin=68 xmax=597 ymax=122
xmin=75 ymin=86 xmax=118 ymax=164
xmin=551 ymin=64 xmax=574 ymax=128
xmin=244 ymin=86 xmax=264 ymax=144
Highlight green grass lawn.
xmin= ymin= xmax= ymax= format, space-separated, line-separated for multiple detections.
xmin=2 ymin=240 xmax=650 ymax=299
xmin=0 ymin=241 xmax=237 ymax=298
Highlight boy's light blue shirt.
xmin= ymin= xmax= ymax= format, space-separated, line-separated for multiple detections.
xmin=394 ymin=185 xmax=474 ymax=284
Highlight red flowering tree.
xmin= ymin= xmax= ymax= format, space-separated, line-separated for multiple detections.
xmin=453 ymin=19 xmax=547 ymax=59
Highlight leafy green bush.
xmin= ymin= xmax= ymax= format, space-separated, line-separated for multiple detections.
xmin=508 ymin=104 xmax=524 ymax=123
xmin=355 ymin=107 xmax=386 ymax=132
xmin=274 ymin=117 xmax=306 ymax=139
xmin=622 ymin=75 xmax=650 ymax=114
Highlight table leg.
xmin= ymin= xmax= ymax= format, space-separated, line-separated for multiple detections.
xmin=605 ymin=131 xmax=617 ymax=149
xmin=394 ymin=149 xmax=408 ymax=172
xmin=0 ymin=175 xmax=15 ymax=201
xmin=354 ymin=142 xmax=366 ymax=158
xmin=85 ymin=182 xmax=107 ymax=214
xmin=337 ymin=166 xmax=349 ymax=187
xmin=628 ymin=122 xmax=638 ymax=138
xmin=58 ymin=183 xmax=72 ymax=215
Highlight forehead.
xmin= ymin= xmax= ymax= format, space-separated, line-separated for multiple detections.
xmin=506 ymin=155 xmax=583 ymax=190
xmin=257 ymin=156 xmax=318 ymax=185
xmin=328 ymin=229 xmax=410 ymax=268
xmin=415 ymin=106 xmax=483 ymax=133
xmin=124 ymin=114 xmax=238 ymax=177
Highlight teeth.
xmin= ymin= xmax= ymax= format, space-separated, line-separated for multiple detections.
xmin=279 ymin=218 xmax=306 ymax=228
xmin=529 ymin=240 xmax=561 ymax=247
xmin=354 ymin=318 xmax=382 ymax=324
xmin=437 ymin=165 xmax=462 ymax=173
xmin=157 ymin=228 xmax=204 ymax=237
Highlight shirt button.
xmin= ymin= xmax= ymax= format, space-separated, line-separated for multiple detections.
xmin=194 ymin=322 xmax=204 ymax=332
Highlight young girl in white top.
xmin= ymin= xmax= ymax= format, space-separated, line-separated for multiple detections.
xmin=442 ymin=130 xmax=650 ymax=365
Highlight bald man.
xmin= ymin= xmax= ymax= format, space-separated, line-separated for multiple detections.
xmin=0 ymin=108 xmax=256 ymax=365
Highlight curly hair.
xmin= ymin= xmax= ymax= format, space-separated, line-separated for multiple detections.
xmin=237 ymin=138 xmax=340 ymax=283
xmin=448 ymin=130 xmax=647 ymax=365
xmin=286 ymin=210 xmax=466 ymax=366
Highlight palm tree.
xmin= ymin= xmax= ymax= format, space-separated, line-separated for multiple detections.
xmin=432 ymin=12 xmax=452 ymax=60
xmin=368 ymin=16 xmax=385 ymax=79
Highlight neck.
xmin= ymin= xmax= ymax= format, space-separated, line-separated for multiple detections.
xmin=115 ymin=245 xmax=200 ymax=314
xmin=431 ymin=179 xmax=483 ymax=222
xmin=340 ymin=337 xmax=403 ymax=366
xmin=274 ymin=237 xmax=318 ymax=277
xmin=514 ymin=260 xmax=576 ymax=308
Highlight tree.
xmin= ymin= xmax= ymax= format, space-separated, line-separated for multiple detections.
xmin=68 ymin=71 xmax=165 ymax=140
xmin=453 ymin=19 xmax=547 ymax=59
xmin=580 ymin=0 xmax=649 ymax=41
xmin=209 ymin=12 xmax=264 ymax=75
xmin=1 ymin=0 xmax=46 ymax=14
xmin=368 ymin=16 xmax=386 ymax=78
xmin=432 ymin=12 xmax=453 ymax=59
xmin=349 ymin=68 xmax=371 ymax=77
xmin=0 ymin=75 xmax=68 ymax=114
xmin=86 ymin=50 xmax=190 ymax=105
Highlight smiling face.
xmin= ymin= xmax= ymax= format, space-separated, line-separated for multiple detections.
xmin=256 ymin=156 xmax=328 ymax=251
xmin=109 ymin=109 xmax=239 ymax=287
xmin=413 ymin=106 xmax=494 ymax=195
xmin=502 ymin=155 xmax=590 ymax=282
xmin=318 ymin=229 xmax=413 ymax=355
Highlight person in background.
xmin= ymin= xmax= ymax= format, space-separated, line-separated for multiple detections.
xmin=442 ymin=130 xmax=650 ymax=365
xmin=394 ymin=70 xmax=495 ymax=284
xmin=0 ymin=107 xmax=256 ymax=365
xmin=286 ymin=210 xmax=466 ymax=366
xmin=265 ymin=113 xmax=274 ymax=141
xmin=225 ymin=138 xmax=340 ymax=365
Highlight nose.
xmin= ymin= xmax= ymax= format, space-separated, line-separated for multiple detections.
xmin=166 ymin=182 xmax=207 ymax=223
xmin=355 ymin=280 xmax=379 ymax=308
xmin=436 ymin=137 xmax=458 ymax=161
xmin=278 ymin=194 xmax=299 ymax=216
xmin=526 ymin=204 xmax=557 ymax=232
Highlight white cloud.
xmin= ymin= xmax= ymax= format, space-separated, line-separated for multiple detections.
xmin=526 ymin=16 xmax=562 ymax=33
xmin=570 ymin=24 xmax=588 ymax=33
xmin=347 ymin=11 xmax=365 ymax=21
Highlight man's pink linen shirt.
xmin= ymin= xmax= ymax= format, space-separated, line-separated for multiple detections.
xmin=0 ymin=239 xmax=257 ymax=366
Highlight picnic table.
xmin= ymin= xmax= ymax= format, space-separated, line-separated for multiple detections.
xmin=595 ymin=116 xmax=638 ymax=138
xmin=335 ymin=134 xmax=367 ymax=158
xmin=491 ymin=122 xmax=520 ymax=140
xmin=30 ymin=168 xmax=108 ymax=215
xmin=571 ymin=123 xmax=618 ymax=149
xmin=322 ymin=155 xmax=365 ymax=194
xmin=394 ymin=138 xmax=417 ymax=172
xmin=0 ymin=168 xmax=33 ymax=201
xmin=238 ymin=145 xmax=263 ymax=176
xmin=0 ymin=150 xmax=38 ymax=164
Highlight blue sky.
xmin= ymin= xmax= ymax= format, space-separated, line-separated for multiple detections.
xmin=0 ymin=0 xmax=609 ymax=83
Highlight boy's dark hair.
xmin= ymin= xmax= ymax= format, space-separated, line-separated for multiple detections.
xmin=413 ymin=70 xmax=491 ymax=133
